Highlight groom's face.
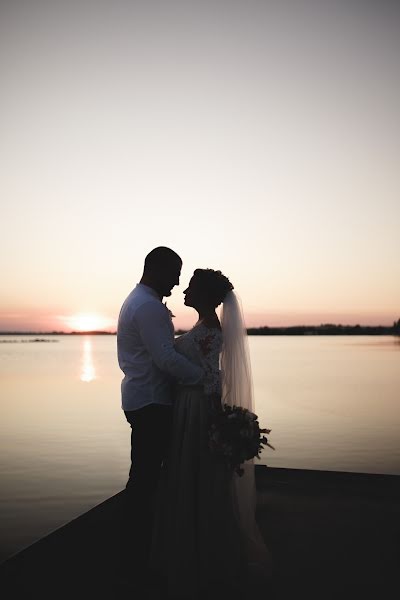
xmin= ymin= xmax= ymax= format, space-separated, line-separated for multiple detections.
xmin=157 ymin=262 xmax=182 ymax=297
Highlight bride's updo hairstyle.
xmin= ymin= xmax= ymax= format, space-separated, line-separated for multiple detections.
xmin=193 ymin=269 xmax=234 ymax=308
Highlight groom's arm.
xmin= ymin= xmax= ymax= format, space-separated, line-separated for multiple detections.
xmin=135 ymin=301 xmax=204 ymax=385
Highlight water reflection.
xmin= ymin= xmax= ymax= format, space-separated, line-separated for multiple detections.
xmin=80 ymin=338 xmax=96 ymax=382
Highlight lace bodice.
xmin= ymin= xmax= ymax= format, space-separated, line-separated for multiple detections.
xmin=175 ymin=323 xmax=222 ymax=396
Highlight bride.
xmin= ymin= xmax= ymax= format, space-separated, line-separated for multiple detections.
xmin=151 ymin=268 xmax=271 ymax=600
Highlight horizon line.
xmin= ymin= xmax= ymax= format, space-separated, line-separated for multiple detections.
xmin=0 ymin=321 xmax=399 ymax=335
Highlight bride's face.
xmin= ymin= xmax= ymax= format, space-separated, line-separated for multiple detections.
xmin=183 ymin=276 xmax=207 ymax=309
xmin=183 ymin=278 xmax=195 ymax=307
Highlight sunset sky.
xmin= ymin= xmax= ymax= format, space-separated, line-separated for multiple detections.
xmin=1 ymin=0 xmax=399 ymax=332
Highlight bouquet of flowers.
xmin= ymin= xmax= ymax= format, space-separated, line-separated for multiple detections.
xmin=208 ymin=404 xmax=274 ymax=476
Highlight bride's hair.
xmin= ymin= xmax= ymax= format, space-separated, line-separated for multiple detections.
xmin=193 ymin=268 xmax=234 ymax=308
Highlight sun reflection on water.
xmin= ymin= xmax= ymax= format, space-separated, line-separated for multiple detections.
xmin=80 ymin=338 xmax=96 ymax=382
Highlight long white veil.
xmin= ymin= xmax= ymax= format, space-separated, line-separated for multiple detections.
xmin=220 ymin=291 xmax=272 ymax=576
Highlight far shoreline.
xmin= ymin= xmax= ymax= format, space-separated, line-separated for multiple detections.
xmin=1 ymin=322 xmax=399 ymax=337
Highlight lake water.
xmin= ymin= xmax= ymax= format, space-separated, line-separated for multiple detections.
xmin=0 ymin=334 xmax=399 ymax=562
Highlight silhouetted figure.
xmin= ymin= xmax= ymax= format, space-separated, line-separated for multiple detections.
xmin=150 ymin=269 xmax=271 ymax=599
xmin=116 ymin=247 xmax=203 ymax=591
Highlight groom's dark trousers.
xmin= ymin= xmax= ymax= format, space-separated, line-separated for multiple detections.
xmin=120 ymin=403 xmax=172 ymax=580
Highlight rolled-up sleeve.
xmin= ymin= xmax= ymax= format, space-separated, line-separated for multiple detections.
xmin=135 ymin=301 xmax=204 ymax=385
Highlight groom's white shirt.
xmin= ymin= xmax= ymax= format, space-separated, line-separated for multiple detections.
xmin=117 ymin=283 xmax=203 ymax=411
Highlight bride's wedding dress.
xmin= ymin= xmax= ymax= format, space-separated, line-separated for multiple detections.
xmin=151 ymin=322 xmax=245 ymax=599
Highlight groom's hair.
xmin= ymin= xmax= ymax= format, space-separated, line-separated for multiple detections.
xmin=144 ymin=247 xmax=182 ymax=274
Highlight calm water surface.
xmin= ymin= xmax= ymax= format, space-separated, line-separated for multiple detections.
xmin=0 ymin=334 xmax=399 ymax=561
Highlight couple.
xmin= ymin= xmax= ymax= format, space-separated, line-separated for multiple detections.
xmin=117 ymin=246 xmax=270 ymax=599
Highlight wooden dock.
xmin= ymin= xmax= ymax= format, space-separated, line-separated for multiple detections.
xmin=1 ymin=466 xmax=399 ymax=599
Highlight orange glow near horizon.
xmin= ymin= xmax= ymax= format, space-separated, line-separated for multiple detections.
xmin=0 ymin=309 xmax=396 ymax=334
xmin=63 ymin=313 xmax=115 ymax=332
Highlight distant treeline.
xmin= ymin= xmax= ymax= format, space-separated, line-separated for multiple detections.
xmin=245 ymin=322 xmax=400 ymax=336
xmin=188 ymin=319 xmax=400 ymax=336
xmin=2 ymin=320 xmax=400 ymax=336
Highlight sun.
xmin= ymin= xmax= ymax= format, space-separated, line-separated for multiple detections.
xmin=64 ymin=313 xmax=114 ymax=332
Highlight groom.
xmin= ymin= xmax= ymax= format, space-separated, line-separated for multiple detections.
xmin=117 ymin=246 xmax=203 ymax=588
